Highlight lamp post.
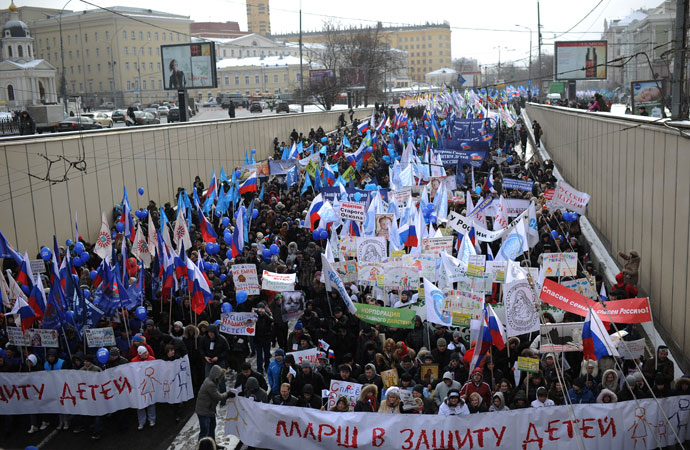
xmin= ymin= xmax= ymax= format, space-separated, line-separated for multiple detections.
xmin=58 ymin=0 xmax=73 ymax=114
xmin=516 ymin=24 xmax=533 ymax=94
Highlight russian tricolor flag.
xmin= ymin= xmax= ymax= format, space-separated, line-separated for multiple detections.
xmin=323 ymin=164 xmax=336 ymax=187
xmin=304 ymin=194 xmax=324 ymax=231
xmin=486 ymin=304 xmax=506 ymax=350
xmin=582 ymin=308 xmax=619 ymax=361
xmin=174 ymin=245 xmax=188 ymax=280
xmin=238 ymin=171 xmax=258 ymax=195
xmin=357 ymin=120 xmax=369 ymax=135
xmin=205 ymin=169 xmax=217 ymax=200
xmin=231 ymin=206 xmax=245 ymax=258
xmin=187 ymin=259 xmax=213 ymax=314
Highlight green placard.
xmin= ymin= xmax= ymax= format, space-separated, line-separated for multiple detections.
xmin=354 ymin=303 xmax=416 ymax=329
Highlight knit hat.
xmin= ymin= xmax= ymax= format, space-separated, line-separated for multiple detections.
xmin=294 ymin=321 xmax=304 ymax=331
xmin=27 ymin=354 xmax=37 ymax=366
xmin=413 ymin=384 xmax=425 ymax=395
xmin=275 ymin=349 xmax=285 ymax=357
xmin=132 ymin=334 xmax=145 ymax=343
xmin=137 ymin=346 xmax=148 ymax=356
xmin=173 ymin=321 xmax=183 ymax=328
xmin=386 ymin=386 xmax=400 ymax=398
xmin=572 ymin=377 xmax=585 ymax=388
xmin=198 ymin=321 xmax=209 ymax=328
xmin=301 ymin=360 xmax=312 ymax=369
xmin=109 ymin=347 xmax=120 ymax=358
xmin=437 ymin=338 xmax=447 ymax=347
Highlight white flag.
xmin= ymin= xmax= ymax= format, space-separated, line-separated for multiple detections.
xmin=321 ymin=254 xmax=357 ymax=314
xmin=173 ymin=208 xmax=192 ymax=250
xmin=424 ymin=277 xmax=452 ymax=327
xmin=527 ymin=201 xmax=539 ymax=248
xmin=132 ymin=224 xmax=152 ymax=268
xmin=503 ymin=278 xmax=540 ymax=337
xmin=494 ymin=195 xmax=509 ymax=230
xmin=147 ymin=212 xmax=157 ymax=261
xmin=94 ymin=212 xmax=113 ymax=260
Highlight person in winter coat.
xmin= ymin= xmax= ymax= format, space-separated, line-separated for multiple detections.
xmin=618 ymin=250 xmax=640 ymax=285
xmin=242 ymin=376 xmax=269 ymax=403
xmin=568 ymin=377 xmax=595 ymax=404
xmin=673 ymin=375 xmax=690 ymax=396
xmin=406 ymin=315 xmax=432 ymax=352
xmin=600 ymin=369 xmax=620 ymax=394
xmin=297 ymin=384 xmax=322 ymax=409
xmin=130 ymin=346 xmax=157 ymax=429
xmin=531 ymin=386 xmax=555 ymax=407
xmin=199 ymin=324 xmax=230 ymax=401
xmin=460 ymin=368 xmax=492 ymax=407
xmin=489 ymin=392 xmax=510 ymax=412
xmin=254 ymin=302 xmax=274 ymax=374
xmin=378 ymin=387 xmax=403 ymax=414
xmin=267 ymin=349 xmax=285 ymax=395
xmin=294 ymin=360 xmax=325 ymax=395
xmin=272 ymin=383 xmax=299 ymax=406
xmin=330 ymin=396 xmax=351 ymax=412
xmin=642 ymin=345 xmax=675 ymax=386
xmin=619 ymin=373 xmax=649 ymax=401
xmin=652 ymin=374 xmax=673 ymax=398
xmin=596 ymin=388 xmax=618 ymax=403
xmin=357 ymin=363 xmax=384 ymax=393
xmin=467 ymin=392 xmax=488 ymax=413
xmin=433 ymin=371 xmax=462 ymax=406
xmin=234 ymin=362 xmax=268 ymax=391
xmin=18 ymin=111 xmax=36 ymax=135
xmin=71 ymin=355 xmax=104 ymax=439
xmin=438 ymin=389 xmax=469 ymax=415
xmin=510 ymin=390 xmax=529 ymax=409
xmin=196 ymin=365 xmax=230 ymax=443
xmin=354 ymin=384 xmax=379 ymax=412
xmin=106 ymin=347 xmax=129 ymax=368
xmin=409 ymin=384 xmax=437 ymax=414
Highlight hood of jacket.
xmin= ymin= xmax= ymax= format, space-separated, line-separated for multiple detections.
xmin=492 ymin=391 xmax=506 ymax=409
xmin=601 ymin=369 xmax=619 ymax=390
xmin=208 ymin=364 xmax=225 ymax=383
xmin=359 ymin=383 xmax=378 ymax=402
xmin=246 ymin=376 xmax=259 ymax=391
xmin=596 ymin=388 xmax=618 ymax=403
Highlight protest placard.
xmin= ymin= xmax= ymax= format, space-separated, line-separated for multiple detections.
xmin=486 ymin=261 xmax=506 ymax=283
xmin=562 ymin=277 xmax=598 ymax=300
xmin=615 ymin=338 xmax=647 ymax=360
xmin=549 ymin=180 xmax=590 ymax=215
xmin=443 ymin=291 xmax=484 ymax=327
xmin=541 ymin=253 xmax=578 ymax=277
xmin=7 ymin=326 xmax=27 ymax=346
xmin=220 ymin=312 xmax=258 ymax=335
xmin=280 ymin=291 xmax=305 ymax=321
xmin=357 ymin=262 xmax=383 ymax=287
xmin=326 ymin=379 xmax=362 ymax=410
xmin=261 ymin=271 xmax=296 ymax=291
xmin=421 ymin=236 xmax=454 ymax=256
xmin=353 ymin=303 xmax=416 ymax=329
xmin=339 ymin=201 xmax=366 ymax=222
xmin=375 ymin=214 xmax=394 ymax=237
xmin=517 ymin=356 xmax=540 ymax=373
xmin=383 ymin=260 xmax=420 ymax=291
xmin=338 ymin=236 xmax=357 ymax=258
xmin=84 ymin=327 xmax=116 ymax=347
xmin=333 ymin=260 xmax=358 ymax=284
xmin=30 ymin=259 xmax=45 ymax=283
xmin=357 ymin=237 xmax=386 ymax=263
xmin=467 ymin=255 xmax=486 ymax=277
xmin=26 ymin=329 xmax=59 ymax=348
xmin=287 ymin=348 xmax=320 ymax=366
xmin=232 ymin=264 xmax=260 ymax=295
xmin=399 ymin=389 xmax=418 ymax=411
xmin=503 ymin=177 xmax=535 ymax=192
xmin=540 ymin=322 xmax=584 ymax=352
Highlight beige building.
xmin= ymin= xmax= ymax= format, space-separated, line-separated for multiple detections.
xmin=215 ymin=55 xmax=309 ymax=98
xmin=246 ymin=0 xmax=270 ymax=36
xmin=274 ymin=23 xmax=451 ymax=83
xmin=30 ymin=6 xmax=192 ymax=107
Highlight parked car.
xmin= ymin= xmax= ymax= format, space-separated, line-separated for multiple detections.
xmin=143 ymin=108 xmax=159 ymax=118
xmin=83 ymin=112 xmax=113 ymax=128
xmin=57 ymin=117 xmax=103 ymax=131
xmin=276 ymin=102 xmax=290 ymax=113
xmin=157 ymin=105 xmax=169 ymax=116
xmin=112 ymin=109 xmax=127 ymax=122
xmin=0 ymin=111 xmax=12 ymax=122
xmin=202 ymin=98 xmax=217 ymax=107
xmin=249 ymin=102 xmax=263 ymax=113
xmin=99 ymin=102 xmax=115 ymax=109
xmin=168 ymin=107 xmax=180 ymax=122
xmin=133 ymin=111 xmax=160 ymax=125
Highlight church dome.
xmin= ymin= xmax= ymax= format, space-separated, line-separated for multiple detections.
xmin=3 ymin=1 xmax=30 ymax=38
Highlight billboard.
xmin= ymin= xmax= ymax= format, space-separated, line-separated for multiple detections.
xmin=340 ymin=68 xmax=367 ymax=86
xmin=309 ymin=69 xmax=335 ymax=89
xmin=631 ymin=80 xmax=665 ymax=118
xmin=161 ymin=43 xmax=217 ymax=90
xmin=554 ymin=41 xmax=607 ymax=80
xmin=460 ymin=72 xmax=481 ymax=88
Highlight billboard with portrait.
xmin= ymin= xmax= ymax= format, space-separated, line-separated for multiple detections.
xmin=631 ymin=80 xmax=665 ymax=118
xmin=554 ymin=41 xmax=607 ymax=80
xmin=309 ymin=69 xmax=335 ymax=89
xmin=161 ymin=43 xmax=217 ymax=90
xmin=340 ymin=68 xmax=367 ymax=86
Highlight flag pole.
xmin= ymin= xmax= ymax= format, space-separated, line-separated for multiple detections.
xmin=60 ymin=326 xmax=73 ymax=361
xmin=168 ymin=289 xmax=173 ymax=334
xmin=121 ymin=307 xmax=132 ymax=349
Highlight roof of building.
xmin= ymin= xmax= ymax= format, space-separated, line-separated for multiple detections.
xmin=3 ymin=17 xmax=29 ymax=37
xmin=216 ymin=55 xmax=306 ymax=69
xmin=35 ymin=6 xmax=190 ymax=22
xmin=426 ymin=67 xmax=456 ymax=76
xmin=273 ymin=22 xmax=450 ymax=39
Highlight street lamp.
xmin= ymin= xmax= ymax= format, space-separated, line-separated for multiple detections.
xmin=58 ymin=0 xmax=73 ymax=114
xmin=515 ymin=24 xmax=533 ymax=94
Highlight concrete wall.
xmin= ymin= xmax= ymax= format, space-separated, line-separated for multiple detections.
xmin=0 ymin=108 xmax=372 ymax=254
xmin=526 ymin=103 xmax=690 ymax=368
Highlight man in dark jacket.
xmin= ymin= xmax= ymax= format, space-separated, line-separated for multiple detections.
xmin=272 ymin=383 xmax=299 ymax=406
xmin=196 ymin=365 xmax=229 ymax=444
xmin=199 ymin=324 xmax=230 ymax=401
xmin=294 ymin=360 xmax=325 ymax=395
xmin=234 ymin=361 xmax=268 ymax=391
xmin=18 ymin=111 xmax=35 ymax=135
xmin=106 ymin=347 xmax=129 ymax=368
xmin=297 ymin=384 xmax=322 ymax=409
xmin=254 ymin=302 xmax=274 ymax=374
xmin=357 ymin=363 xmax=383 ymax=393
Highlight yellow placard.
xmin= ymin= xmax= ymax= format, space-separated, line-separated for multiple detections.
xmin=517 ymin=356 xmax=540 ymax=373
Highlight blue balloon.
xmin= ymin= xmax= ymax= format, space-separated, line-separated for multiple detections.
xmin=219 ymin=273 xmax=227 ymax=282
xmin=319 ymin=229 xmax=328 ymax=240
xmin=216 ymin=210 xmax=222 ymax=217
xmin=321 ymin=137 xmax=328 ymax=143
xmin=235 ymin=170 xmax=241 ymax=179
xmin=312 ymin=230 xmax=321 ymax=240
xmin=206 ymin=243 xmax=217 ymax=255
xmin=251 ymin=148 xmax=256 ymax=154
xmin=74 ymin=241 xmax=85 ymax=255
xmin=139 ymin=209 xmax=148 ymax=219
xmin=134 ymin=210 xmax=142 ymax=220
xmin=89 ymin=270 xmax=98 ymax=280
xmin=252 ymin=209 xmax=259 ymax=219
xmin=40 ymin=247 xmax=51 ymax=262
xmin=236 ymin=290 xmax=248 ymax=304
xmin=83 ymin=288 xmax=90 ymax=299
xmin=221 ymin=302 xmax=233 ymax=313
xmin=115 ymin=222 xmax=124 ymax=232
xmin=507 ymin=156 xmax=513 ymax=163
xmin=475 ymin=186 xmax=481 ymax=195
xmin=300 ymin=220 xmax=305 ymax=227
xmin=262 ymin=248 xmax=272 ymax=259
xmin=138 ymin=187 xmax=145 ymax=195
xmin=80 ymin=252 xmax=90 ymax=265
xmin=96 ymin=348 xmax=110 ymax=364
xmin=135 ymin=306 xmax=147 ymax=321
xmin=212 ymin=263 xmax=219 ymax=273
xmin=226 ymin=249 xmax=234 ymax=260
xmin=224 ymin=233 xmax=232 ymax=245
xmin=204 ymin=261 xmax=212 ymax=271
xmin=222 ymin=217 xmax=230 ymax=227
xmin=354 ymin=192 xmax=362 ymax=201
xmin=551 ymin=230 xmax=558 ymax=239
xmin=270 ymin=244 xmax=280 ymax=255
xmin=73 ymin=257 xmax=83 ymax=267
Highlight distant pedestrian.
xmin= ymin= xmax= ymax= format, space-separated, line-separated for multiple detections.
xmin=228 ymin=101 xmax=235 ymax=118
xmin=18 ymin=111 xmax=35 ymax=135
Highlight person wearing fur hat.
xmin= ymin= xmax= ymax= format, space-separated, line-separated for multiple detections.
xmin=460 ymin=368 xmax=492 ymax=407
xmin=600 ymin=369 xmax=620 ymax=394
xmin=330 ymin=395 xmax=351 ymax=412
xmin=378 ymin=387 xmax=403 ymax=413
xmin=673 ymin=375 xmax=690 ymax=396
xmin=596 ymin=389 xmax=618 ymax=403
xmin=438 ymin=389 xmax=469 ymax=415
xmin=618 ymin=250 xmax=640 ymax=286
xmin=354 ymin=384 xmax=379 ymax=412
xmin=297 ymin=384 xmax=322 ymax=409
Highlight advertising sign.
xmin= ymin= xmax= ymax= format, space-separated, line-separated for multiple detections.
xmin=161 ymin=43 xmax=217 ymax=90
xmin=555 ymin=41 xmax=607 ymax=80
xmin=631 ymin=80 xmax=665 ymax=118
xmin=309 ymin=69 xmax=335 ymax=89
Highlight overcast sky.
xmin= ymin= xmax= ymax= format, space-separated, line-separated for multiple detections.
xmin=29 ymin=0 xmax=662 ymax=66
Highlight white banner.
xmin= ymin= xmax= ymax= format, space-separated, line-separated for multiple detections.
xmin=225 ymin=396 xmax=690 ymax=450
xmin=339 ymin=201 xmax=366 ymax=222
xmin=262 ymin=271 xmax=296 ymax=291
xmin=503 ymin=279 xmax=541 ymax=337
xmin=549 ymin=180 xmax=591 ymax=214
xmin=232 ymin=264 xmax=260 ymax=295
xmin=0 ymin=355 xmax=193 ymax=415
xmin=220 ymin=312 xmax=258 ymax=336
xmin=9 ymin=328 xmax=60 ymax=348
xmin=447 ymin=210 xmax=528 ymax=243
xmin=485 ymin=198 xmax=530 ymax=217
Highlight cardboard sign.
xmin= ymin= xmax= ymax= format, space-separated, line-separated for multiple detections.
xmin=383 ymin=260 xmax=420 ymax=291
xmin=517 ymin=356 xmax=540 ymax=373
xmin=333 ymin=261 xmax=358 ymax=283
xmin=261 ymin=271 xmax=296 ymax=291
xmin=503 ymin=177 xmax=535 ymax=192
xmin=30 ymin=259 xmax=45 ymax=283
xmin=26 ymin=329 xmax=59 ymax=348
xmin=541 ymin=253 xmax=578 ymax=277
xmin=84 ymin=327 xmax=116 ymax=347
xmin=443 ymin=291 xmax=484 ymax=326
xmin=561 ymin=277 xmax=598 ymax=300
xmin=540 ymin=322 xmax=584 ymax=352
xmin=543 ymin=188 xmax=555 ymax=200
xmin=220 ymin=312 xmax=258 ymax=335
xmin=7 ymin=326 xmax=27 ymax=346
xmin=615 ymin=338 xmax=647 ymax=360
xmin=399 ymin=389 xmax=418 ymax=411
xmin=421 ymin=236 xmax=454 ymax=256
xmin=357 ymin=237 xmax=386 ymax=263
xmin=232 ymin=264 xmax=260 ymax=295
xmin=486 ymin=261 xmax=506 ymax=283
xmin=280 ymin=291 xmax=305 ymax=322
xmin=339 ymin=201 xmax=366 ymax=222
xmin=375 ymin=214 xmax=395 ymax=237
xmin=357 ymin=262 xmax=383 ymax=288
xmin=467 ymin=255 xmax=486 ymax=278
xmin=287 ymin=348 xmax=320 ymax=366
xmin=338 ymin=236 xmax=357 ymax=258
xmin=326 ymin=379 xmax=362 ymax=410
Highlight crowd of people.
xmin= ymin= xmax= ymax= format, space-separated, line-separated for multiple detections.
xmin=0 ymin=90 xmax=687 ymax=450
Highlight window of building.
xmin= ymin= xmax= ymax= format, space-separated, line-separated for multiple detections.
xmin=84 ymin=33 xmax=88 ymax=43
xmin=155 ymin=32 xmax=158 ymax=40
xmin=109 ymin=80 xmax=113 ymax=90
xmin=131 ymin=31 xmax=135 ymax=40
xmin=134 ymin=62 xmax=138 ymax=71
xmin=177 ymin=33 xmax=180 ymax=41
xmin=106 ymin=47 xmax=110 ymax=57
xmin=147 ymin=32 xmax=151 ymax=41
xmin=439 ymin=50 xmax=443 ymax=55
xmin=149 ymin=62 xmax=153 ymax=71
xmin=75 ymin=34 xmax=78 ymax=44
xmin=70 ymin=66 xmax=73 ymax=74
xmin=157 ymin=62 xmax=160 ymax=71
xmin=155 ymin=48 xmax=159 ymax=56
xmin=76 ymin=50 xmax=80 ymax=59
xmin=78 ymin=65 xmax=81 ymax=73
xmin=96 ymin=48 xmax=99 ymax=57
xmin=143 ymin=80 xmax=146 ymax=90
xmin=231 ymin=49 xmax=234 ymax=56
xmin=85 ymin=49 xmax=89 ymax=57
xmin=126 ymin=62 xmax=129 ymax=70
xmin=140 ymin=47 xmax=144 ymax=56
xmin=79 ymin=83 xmax=83 ymax=91
xmin=97 ymin=63 xmax=101 ymax=72
xmin=422 ymin=44 xmax=426 ymax=49
xmin=162 ymin=33 xmax=166 ymax=41
xmin=235 ymin=75 xmax=239 ymax=84
xmin=139 ymin=31 xmax=143 ymax=41
xmin=224 ymin=76 xmax=229 ymax=85
xmin=69 ymin=50 xmax=72 ymax=59
xmin=169 ymin=32 xmax=173 ymax=41
xmin=17 ymin=45 xmax=22 ymax=57
xmin=148 ymin=47 xmax=152 ymax=56
xmin=416 ymin=36 xmax=420 ymax=41
xmin=68 ymin=35 xmax=71 ymax=45
xmin=87 ymin=64 xmax=91 ymax=73
xmin=244 ymin=75 xmax=249 ymax=84
xmin=127 ymin=81 xmax=131 ymax=90
xmin=105 ymin=31 xmax=109 ymax=40
xmin=123 ymin=30 xmax=127 ymax=40
xmin=273 ymin=74 xmax=278 ymax=83
xmin=254 ymin=74 xmax=259 ymax=83
xmin=99 ymin=81 xmax=103 ymax=91
xmin=124 ymin=47 xmax=128 ymax=56
xmin=88 ymin=81 xmax=92 ymax=92
xmin=7 ymin=84 xmax=14 ymax=101
xmin=294 ymin=72 xmax=300 ymax=82
xmin=283 ymin=74 xmax=288 ymax=82
xmin=54 ymin=52 xmax=57 ymax=60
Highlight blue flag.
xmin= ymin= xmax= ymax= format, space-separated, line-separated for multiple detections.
xmin=301 ymin=171 xmax=312 ymax=195
xmin=258 ymin=184 xmax=265 ymax=201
